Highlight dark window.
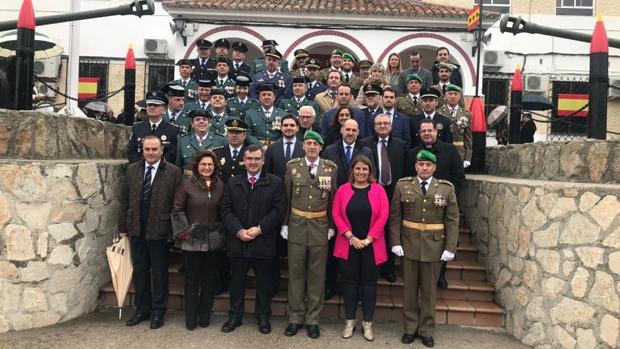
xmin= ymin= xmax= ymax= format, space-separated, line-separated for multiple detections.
xmin=79 ymin=58 xmax=109 ymax=100
xmin=482 ymin=74 xmax=511 ymax=117
xmin=556 ymin=0 xmax=594 ymax=16
xmin=550 ymin=79 xmax=588 ymax=136
xmin=474 ymin=0 xmax=511 ymax=14
xmin=147 ymin=60 xmax=175 ymax=92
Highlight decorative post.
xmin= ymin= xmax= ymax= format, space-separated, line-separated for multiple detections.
xmin=509 ymin=65 xmax=523 ymax=144
xmin=14 ymin=0 xmax=35 ymax=110
xmin=587 ymin=16 xmax=608 ymax=139
xmin=123 ymin=43 xmax=136 ymax=125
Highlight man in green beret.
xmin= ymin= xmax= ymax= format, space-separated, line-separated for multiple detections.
xmin=438 ymin=84 xmax=472 ymax=169
xmin=318 ymin=49 xmax=343 ymax=84
xmin=396 ymin=73 xmax=424 ymax=118
xmin=389 ymin=149 xmax=459 ymax=348
xmin=175 ymin=110 xmax=227 ymax=177
xmin=281 ymin=130 xmax=338 ymax=339
xmin=340 ymin=53 xmax=364 ymax=97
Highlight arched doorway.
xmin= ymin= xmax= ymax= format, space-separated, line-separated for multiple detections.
xmin=302 ymin=42 xmax=361 ymax=72
xmin=396 ymin=46 xmax=437 ymax=71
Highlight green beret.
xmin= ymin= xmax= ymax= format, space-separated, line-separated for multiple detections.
xmin=303 ymin=130 xmax=324 ymax=145
xmin=416 ymin=150 xmax=437 ymax=163
xmin=407 ymin=73 xmax=423 ymax=83
xmin=331 ymin=49 xmax=343 ymax=56
xmin=342 ymin=52 xmax=356 ymax=63
xmin=446 ymin=84 xmax=462 ymax=93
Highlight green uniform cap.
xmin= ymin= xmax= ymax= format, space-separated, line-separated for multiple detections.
xmin=304 ymin=130 xmax=324 ymax=145
xmin=446 ymin=83 xmax=462 ymax=93
xmin=331 ymin=49 xmax=344 ymax=56
xmin=342 ymin=52 xmax=357 ymax=63
xmin=416 ymin=149 xmax=437 ymax=163
xmin=407 ymin=73 xmax=423 ymax=83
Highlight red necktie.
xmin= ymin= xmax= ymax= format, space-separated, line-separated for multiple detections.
xmin=249 ymin=176 xmax=256 ymax=189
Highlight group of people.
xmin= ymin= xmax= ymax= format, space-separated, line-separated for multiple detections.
xmin=118 ymin=37 xmax=470 ymax=348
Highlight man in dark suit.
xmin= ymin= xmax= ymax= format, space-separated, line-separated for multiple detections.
xmin=296 ymin=105 xmax=320 ymax=139
xmin=230 ymin=42 xmax=252 ymax=79
xmin=264 ymin=114 xmax=305 ymax=180
xmin=191 ymin=39 xmax=216 ymax=82
xmin=220 ymin=144 xmax=286 ymax=335
xmin=371 ymin=86 xmax=411 ymax=147
xmin=320 ymin=84 xmax=369 ymax=138
xmin=410 ymin=87 xmax=453 ymax=148
xmin=400 ymin=51 xmax=433 ymax=90
xmin=323 ymin=118 xmax=373 ymax=299
xmin=127 ymin=91 xmax=179 ymax=164
xmin=361 ymin=84 xmax=384 ymax=133
xmin=118 ymin=135 xmax=183 ymax=329
xmin=359 ymin=113 xmax=409 ymax=282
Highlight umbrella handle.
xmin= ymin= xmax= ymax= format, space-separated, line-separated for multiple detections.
xmin=119 ymin=307 xmax=122 ymax=320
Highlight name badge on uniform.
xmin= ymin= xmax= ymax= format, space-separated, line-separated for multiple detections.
xmin=220 ymin=157 xmax=226 ymax=166
xmin=318 ymin=176 xmax=332 ymax=191
xmin=434 ymin=193 xmax=447 ymax=207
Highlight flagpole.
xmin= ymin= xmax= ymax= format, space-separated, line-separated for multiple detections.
xmin=474 ymin=1 xmax=483 ymax=97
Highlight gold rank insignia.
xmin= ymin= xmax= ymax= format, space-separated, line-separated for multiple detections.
xmin=436 ymin=123 xmax=444 ymax=130
xmin=161 ymin=135 xmax=167 ymax=141
xmin=232 ymin=119 xmax=239 ymax=127
xmin=434 ymin=193 xmax=447 ymax=207
xmin=292 ymin=168 xmax=297 ymax=175
xmin=318 ymin=176 xmax=332 ymax=191
xmin=220 ymin=157 xmax=226 ymax=165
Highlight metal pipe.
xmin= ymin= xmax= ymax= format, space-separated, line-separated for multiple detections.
xmin=500 ymin=15 xmax=620 ymax=49
xmin=0 ymin=0 xmax=155 ymax=32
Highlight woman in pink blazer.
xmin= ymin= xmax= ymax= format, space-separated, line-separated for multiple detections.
xmin=332 ymin=154 xmax=389 ymax=341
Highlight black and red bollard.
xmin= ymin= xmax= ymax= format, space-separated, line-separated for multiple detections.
xmin=14 ymin=0 xmax=35 ymax=110
xmin=469 ymin=96 xmax=487 ymax=172
xmin=509 ymin=65 xmax=523 ymax=144
xmin=123 ymin=43 xmax=136 ymax=125
xmin=588 ymin=16 xmax=608 ymax=140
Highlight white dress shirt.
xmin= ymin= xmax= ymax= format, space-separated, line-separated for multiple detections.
xmin=144 ymin=160 xmax=160 ymax=185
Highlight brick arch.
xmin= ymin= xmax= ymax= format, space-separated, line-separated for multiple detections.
xmin=284 ymin=30 xmax=373 ymax=61
xmin=378 ymin=33 xmax=477 ymax=87
xmin=183 ymin=25 xmax=266 ymax=59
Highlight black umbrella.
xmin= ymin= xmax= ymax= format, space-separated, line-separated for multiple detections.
xmin=522 ymin=94 xmax=553 ymax=111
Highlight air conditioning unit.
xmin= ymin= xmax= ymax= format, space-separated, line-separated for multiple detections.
xmin=609 ymin=78 xmax=620 ymax=99
xmin=525 ymin=75 xmax=549 ymax=93
xmin=483 ymin=50 xmax=504 ymax=70
xmin=35 ymin=82 xmax=57 ymax=98
xmin=33 ymin=55 xmax=61 ymax=78
xmin=144 ymin=39 xmax=168 ymax=56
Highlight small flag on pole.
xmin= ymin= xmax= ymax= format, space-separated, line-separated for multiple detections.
xmin=468 ymin=5 xmax=481 ymax=32
xmin=78 ymin=77 xmax=99 ymax=99
xmin=557 ymin=93 xmax=589 ymax=117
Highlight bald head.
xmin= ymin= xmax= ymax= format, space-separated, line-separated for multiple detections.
xmin=341 ymin=119 xmax=359 ymax=145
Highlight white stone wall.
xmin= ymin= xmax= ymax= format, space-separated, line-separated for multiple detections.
xmin=462 ymin=174 xmax=620 ymax=348
xmin=0 ymin=160 xmax=126 ymax=332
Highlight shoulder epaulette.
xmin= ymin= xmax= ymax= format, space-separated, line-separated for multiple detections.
xmin=436 ymin=179 xmax=454 ymax=187
xmin=322 ymin=159 xmax=337 ymax=168
xmin=398 ymin=176 xmax=414 ymax=182
xmin=212 ymin=145 xmax=225 ymax=151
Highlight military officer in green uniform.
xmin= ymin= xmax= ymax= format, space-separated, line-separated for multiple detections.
xmin=431 ymin=63 xmax=464 ymax=108
xmin=389 ymin=150 xmax=459 ymax=348
xmin=163 ymin=84 xmax=191 ymax=134
xmin=245 ymin=83 xmax=287 ymax=148
xmin=184 ymin=79 xmax=213 ymax=113
xmin=278 ymin=76 xmax=321 ymax=117
xmin=208 ymin=88 xmax=231 ymax=135
xmin=170 ymin=59 xmax=198 ymax=102
xmin=175 ymin=109 xmax=227 ymax=176
xmin=340 ymin=52 xmax=364 ymax=97
xmin=318 ymin=49 xmax=343 ymax=84
xmin=250 ymin=39 xmax=290 ymax=76
xmin=281 ymin=131 xmax=337 ymax=339
xmin=291 ymin=49 xmax=309 ymax=78
xmin=396 ymin=73 xmax=424 ymax=118
xmin=438 ymin=84 xmax=472 ymax=169
xmin=214 ymin=56 xmax=237 ymax=98
xmin=227 ymin=75 xmax=260 ymax=121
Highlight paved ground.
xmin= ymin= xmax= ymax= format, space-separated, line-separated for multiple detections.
xmin=0 ymin=311 xmax=530 ymax=349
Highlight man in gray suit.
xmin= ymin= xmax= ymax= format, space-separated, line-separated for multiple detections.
xmin=401 ymin=51 xmax=432 ymax=90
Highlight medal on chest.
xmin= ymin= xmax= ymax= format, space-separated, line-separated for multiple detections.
xmin=434 ymin=193 xmax=447 ymax=207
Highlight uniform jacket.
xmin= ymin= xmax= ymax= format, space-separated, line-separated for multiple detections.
xmin=175 ymin=132 xmax=227 ymax=173
xmin=221 ymin=172 xmax=286 ymax=259
xmin=208 ymin=111 xmax=233 ymax=135
xmin=250 ymin=57 xmax=290 ymax=76
xmin=127 ymin=120 xmax=179 ymax=164
xmin=406 ymin=141 xmax=465 ymax=195
xmin=306 ymin=80 xmax=328 ymax=101
xmin=438 ymin=104 xmax=472 ymax=162
xmin=314 ymin=90 xmax=336 ymax=116
xmin=409 ymin=112 xmax=454 ymax=148
xmin=249 ymin=71 xmax=292 ymax=103
xmin=231 ymin=61 xmax=251 ymax=79
xmin=388 ymin=176 xmax=459 ymax=262
xmin=191 ymin=57 xmax=216 ymax=81
xmin=324 ymin=141 xmax=374 ymax=187
xmin=332 ymin=182 xmax=389 ymax=265
xmin=214 ymin=145 xmax=247 ymax=182
xmin=431 ymin=83 xmax=465 ymax=109
xmin=284 ymin=157 xmax=338 ymax=247
xmin=342 ymin=72 xmax=364 ymax=97
xmin=118 ymin=160 xmax=182 ymax=240
xmin=226 ymin=97 xmax=260 ymax=121
xmin=431 ymin=61 xmax=463 ymax=87
xmin=245 ymin=107 xmax=287 ymax=145
xmin=170 ymin=78 xmax=198 ymax=102
xmin=163 ymin=109 xmax=191 ymax=135
xmin=184 ymin=99 xmax=211 ymax=114
xmin=401 ymin=67 xmax=433 ymax=90
xmin=278 ymin=97 xmax=321 ymax=118
xmin=264 ymin=138 xmax=305 ymax=180
xmin=396 ymin=94 xmax=423 ymax=118
xmin=214 ymin=76 xmax=237 ymax=98
xmin=359 ymin=135 xmax=409 ymax=198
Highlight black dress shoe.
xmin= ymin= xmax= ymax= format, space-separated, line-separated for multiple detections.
xmin=199 ymin=319 xmax=210 ymax=328
xmin=401 ymin=332 xmax=417 ymax=344
xmin=420 ymin=336 xmax=434 ymax=347
xmin=258 ymin=318 xmax=271 ymax=334
xmin=306 ymin=324 xmax=320 ymax=339
xmin=186 ymin=323 xmax=197 ymax=331
xmin=126 ymin=312 xmax=150 ymax=326
xmin=150 ymin=315 xmax=165 ymax=329
xmin=383 ymin=273 xmax=397 ymax=283
xmin=221 ymin=319 xmax=242 ymax=333
xmin=284 ymin=323 xmax=303 ymax=336
xmin=324 ymin=287 xmax=335 ymax=301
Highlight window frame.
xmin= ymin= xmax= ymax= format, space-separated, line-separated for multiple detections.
xmin=556 ymin=0 xmax=594 ymax=16
xmin=473 ymin=0 xmax=511 ymax=14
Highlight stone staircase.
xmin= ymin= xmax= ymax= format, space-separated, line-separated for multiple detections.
xmin=100 ymin=221 xmax=504 ymax=327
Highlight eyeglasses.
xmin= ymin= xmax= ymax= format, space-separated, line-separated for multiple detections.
xmin=375 ymin=122 xmax=391 ymax=126
xmin=244 ymin=157 xmax=263 ymax=162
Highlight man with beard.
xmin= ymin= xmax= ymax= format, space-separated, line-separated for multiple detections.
xmin=340 ymin=53 xmax=364 ymax=97
xmin=373 ymin=86 xmax=411 ymax=147
xmin=431 ymin=47 xmax=463 ymax=87
xmin=291 ymin=49 xmax=309 ymax=78
xmin=431 ymin=63 xmax=464 ymax=108
xmin=318 ymin=49 xmax=343 ymax=84
xmin=305 ymin=58 xmax=327 ymax=101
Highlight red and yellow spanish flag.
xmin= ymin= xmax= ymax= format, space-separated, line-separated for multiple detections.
xmin=78 ymin=77 xmax=99 ymax=99
xmin=557 ymin=93 xmax=588 ymax=117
